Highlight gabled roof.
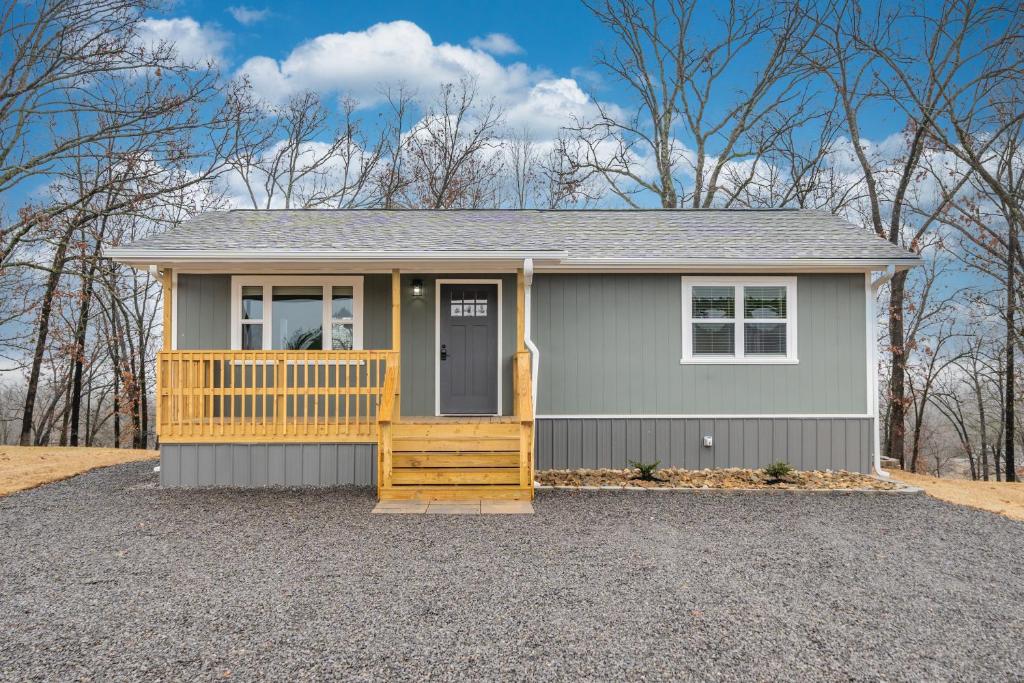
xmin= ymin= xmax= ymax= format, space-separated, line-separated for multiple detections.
xmin=106 ymin=208 xmax=920 ymax=270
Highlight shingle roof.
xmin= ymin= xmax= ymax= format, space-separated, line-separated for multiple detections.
xmin=107 ymin=208 xmax=919 ymax=265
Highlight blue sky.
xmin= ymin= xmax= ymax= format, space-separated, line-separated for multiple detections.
xmin=180 ymin=1 xmax=603 ymax=86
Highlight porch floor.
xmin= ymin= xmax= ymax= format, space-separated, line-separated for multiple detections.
xmin=371 ymin=499 xmax=535 ymax=514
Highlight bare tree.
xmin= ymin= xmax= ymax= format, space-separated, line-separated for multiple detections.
xmin=226 ymin=88 xmax=383 ymax=209
xmin=563 ymin=0 xmax=815 ymax=208
xmin=402 ymin=79 xmax=505 ymax=209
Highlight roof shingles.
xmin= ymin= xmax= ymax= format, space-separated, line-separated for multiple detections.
xmin=112 ymin=209 xmax=918 ymax=262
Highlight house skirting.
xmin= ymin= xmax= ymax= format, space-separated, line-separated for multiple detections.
xmin=158 ymin=416 xmax=873 ymax=488
xmin=159 ymin=443 xmax=377 ymax=488
xmin=534 ymin=416 xmax=874 ymax=474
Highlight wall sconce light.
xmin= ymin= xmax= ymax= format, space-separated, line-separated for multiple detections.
xmin=411 ymin=279 xmax=424 ymax=297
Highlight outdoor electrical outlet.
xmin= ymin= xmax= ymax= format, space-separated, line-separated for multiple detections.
xmin=702 ymin=435 xmax=713 ymax=448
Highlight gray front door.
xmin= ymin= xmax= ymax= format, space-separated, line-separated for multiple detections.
xmin=439 ymin=283 xmax=499 ymax=414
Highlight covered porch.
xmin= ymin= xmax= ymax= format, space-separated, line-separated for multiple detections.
xmin=155 ymin=268 xmax=536 ymax=500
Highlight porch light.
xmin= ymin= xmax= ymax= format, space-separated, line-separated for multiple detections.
xmin=411 ymin=279 xmax=423 ymax=297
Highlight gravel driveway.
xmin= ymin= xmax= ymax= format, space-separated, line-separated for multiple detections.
xmin=1 ymin=462 xmax=1022 ymax=681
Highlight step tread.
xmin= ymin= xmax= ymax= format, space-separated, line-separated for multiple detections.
xmin=393 ymin=452 xmax=520 ymax=468
xmin=391 ymin=467 xmax=520 ymax=486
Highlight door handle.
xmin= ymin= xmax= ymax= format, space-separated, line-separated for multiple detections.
xmin=440 ymin=344 xmax=448 ymax=361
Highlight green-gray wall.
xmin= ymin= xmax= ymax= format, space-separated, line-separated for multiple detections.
xmin=530 ymin=273 xmax=867 ymax=415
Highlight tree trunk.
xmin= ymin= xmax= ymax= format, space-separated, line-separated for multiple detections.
xmin=19 ymin=230 xmax=73 ymax=445
xmin=69 ymin=238 xmax=102 ymax=446
xmin=888 ymin=270 xmax=908 ymax=469
xmin=1005 ymin=218 xmax=1017 ymax=482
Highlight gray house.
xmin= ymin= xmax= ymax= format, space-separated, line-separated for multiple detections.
xmin=107 ymin=209 xmax=918 ymax=500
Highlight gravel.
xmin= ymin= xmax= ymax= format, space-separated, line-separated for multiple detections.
xmin=1 ymin=462 xmax=1022 ymax=682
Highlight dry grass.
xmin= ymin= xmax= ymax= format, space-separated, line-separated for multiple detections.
xmin=886 ymin=469 xmax=1024 ymax=522
xmin=0 ymin=446 xmax=157 ymax=496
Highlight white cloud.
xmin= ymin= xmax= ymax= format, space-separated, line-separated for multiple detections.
xmin=227 ymin=6 xmax=269 ymax=26
xmin=468 ymin=33 xmax=523 ymax=56
xmin=235 ymin=20 xmax=606 ymax=138
xmin=136 ymin=17 xmax=229 ymax=65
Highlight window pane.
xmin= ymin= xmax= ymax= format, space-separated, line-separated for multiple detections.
xmin=241 ymin=286 xmax=263 ymax=320
xmin=241 ymin=323 xmax=263 ymax=350
xmin=745 ymin=323 xmax=787 ymax=355
xmin=744 ymin=286 xmax=786 ymax=319
xmin=332 ymin=322 xmax=353 ymax=350
xmin=693 ymin=286 xmax=735 ymax=319
xmin=332 ymin=286 xmax=353 ymax=319
xmin=693 ymin=322 xmax=735 ymax=355
xmin=272 ymin=286 xmax=323 ymax=350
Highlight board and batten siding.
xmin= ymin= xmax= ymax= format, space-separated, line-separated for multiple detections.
xmin=531 ymin=273 xmax=868 ymax=415
xmin=173 ymin=272 xmax=516 ymax=415
xmin=160 ymin=443 xmax=377 ymax=487
xmin=175 ymin=273 xmax=393 ymax=350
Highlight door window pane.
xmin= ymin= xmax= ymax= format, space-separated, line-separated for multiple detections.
xmin=744 ymin=286 xmax=786 ymax=319
xmin=331 ymin=323 xmax=353 ymax=350
xmin=272 ymin=286 xmax=323 ymax=350
xmin=693 ymin=286 xmax=735 ymax=318
xmin=331 ymin=286 xmax=353 ymax=319
xmin=241 ymin=323 xmax=263 ymax=350
xmin=693 ymin=322 xmax=735 ymax=355
xmin=745 ymin=323 xmax=786 ymax=354
xmin=241 ymin=286 xmax=263 ymax=320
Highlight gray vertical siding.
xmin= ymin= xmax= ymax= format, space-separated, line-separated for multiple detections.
xmin=531 ymin=273 xmax=867 ymax=415
xmin=176 ymin=274 xmax=231 ymax=349
xmin=160 ymin=443 xmax=378 ymax=487
xmin=172 ymin=272 xmax=517 ymax=417
xmin=176 ymin=273 xmax=393 ymax=351
xmin=535 ymin=417 xmax=873 ymax=473
xmin=399 ymin=274 xmax=517 ymax=416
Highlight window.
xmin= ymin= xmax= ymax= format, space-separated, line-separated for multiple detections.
xmin=681 ymin=277 xmax=797 ymax=363
xmin=231 ymin=277 xmax=363 ymax=350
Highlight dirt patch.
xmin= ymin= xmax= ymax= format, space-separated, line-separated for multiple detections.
xmin=537 ymin=467 xmax=897 ymax=490
xmin=0 ymin=446 xmax=157 ymax=496
xmin=886 ymin=469 xmax=1024 ymax=521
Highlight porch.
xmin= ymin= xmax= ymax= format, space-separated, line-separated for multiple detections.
xmin=155 ymin=270 xmax=535 ymax=500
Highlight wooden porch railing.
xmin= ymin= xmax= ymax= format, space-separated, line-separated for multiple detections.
xmin=156 ymin=350 xmax=397 ymax=443
xmin=376 ymin=363 xmax=400 ymax=496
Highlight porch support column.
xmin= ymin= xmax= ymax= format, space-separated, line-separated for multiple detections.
xmin=516 ymin=268 xmax=526 ymax=353
xmin=162 ymin=267 xmax=173 ymax=350
xmin=391 ymin=269 xmax=401 ymax=420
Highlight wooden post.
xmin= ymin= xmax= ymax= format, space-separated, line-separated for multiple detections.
xmin=516 ymin=268 xmax=526 ymax=353
xmin=391 ymin=269 xmax=401 ymax=421
xmin=162 ymin=268 xmax=173 ymax=350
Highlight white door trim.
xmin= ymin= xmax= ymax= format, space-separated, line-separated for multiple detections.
xmin=435 ymin=278 xmax=503 ymax=416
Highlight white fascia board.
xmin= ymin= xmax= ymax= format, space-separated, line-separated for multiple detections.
xmin=104 ymin=248 xmax=567 ymax=261
xmin=548 ymin=257 xmax=920 ymax=271
xmin=105 ymin=248 xmax=919 ymax=273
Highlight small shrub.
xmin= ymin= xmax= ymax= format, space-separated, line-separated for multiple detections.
xmin=764 ymin=460 xmax=794 ymax=481
xmin=629 ymin=459 xmax=661 ymax=481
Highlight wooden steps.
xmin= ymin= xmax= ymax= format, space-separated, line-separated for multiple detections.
xmin=380 ymin=419 xmax=532 ymax=500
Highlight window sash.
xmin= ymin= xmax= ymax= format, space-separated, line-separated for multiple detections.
xmin=682 ymin=277 xmax=796 ymax=363
xmin=231 ymin=277 xmax=363 ymax=351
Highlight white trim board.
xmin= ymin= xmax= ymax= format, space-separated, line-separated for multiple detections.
xmin=680 ymin=275 xmax=798 ymax=364
xmin=434 ymin=278 xmax=503 ymax=417
xmin=228 ymin=275 xmax=364 ymax=350
xmin=536 ymin=414 xmax=874 ymax=420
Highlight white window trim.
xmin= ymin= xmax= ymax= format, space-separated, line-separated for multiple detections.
xmin=681 ymin=276 xmax=798 ymax=365
xmin=230 ymin=275 xmax=364 ymax=351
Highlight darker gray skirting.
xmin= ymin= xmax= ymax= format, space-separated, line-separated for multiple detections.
xmin=159 ymin=416 xmax=873 ymax=488
xmin=159 ymin=443 xmax=377 ymax=487
xmin=534 ymin=417 xmax=873 ymax=474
